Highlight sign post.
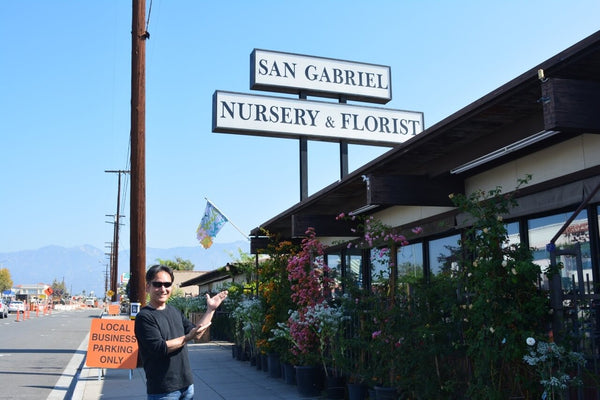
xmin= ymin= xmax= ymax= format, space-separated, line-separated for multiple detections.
xmin=213 ymin=49 xmax=424 ymax=201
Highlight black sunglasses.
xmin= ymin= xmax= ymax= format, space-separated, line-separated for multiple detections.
xmin=151 ymin=281 xmax=173 ymax=288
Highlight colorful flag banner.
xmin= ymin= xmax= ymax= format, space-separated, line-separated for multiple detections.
xmin=196 ymin=200 xmax=228 ymax=249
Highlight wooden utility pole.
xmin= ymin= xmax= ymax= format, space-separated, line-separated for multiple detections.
xmin=130 ymin=0 xmax=147 ymax=306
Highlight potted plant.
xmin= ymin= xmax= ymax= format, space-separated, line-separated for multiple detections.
xmin=258 ymin=238 xmax=298 ymax=377
xmin=304 ymin=301 xmax=349 ymax=399
xmin=449 ymin=177 xmax=552 ymax=399
xmin=230 ymin=296 xmax=264 ymax=364
xmin=269 ymin=320 xmax=298 ymax=384
xmin=365 ymin=294 xmax=403 ymax=399
xmin=523 ymin=337 xmax=586 ymax=400
xmin=222 ymin=285 xmax=247 ymax=360
xmin=286 ymin=228 xmax=336 ymax=397
xmin=336 ymin=291 xmax=374 ymax=400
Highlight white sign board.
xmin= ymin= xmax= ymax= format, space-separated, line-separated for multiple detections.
xmin=212 ymin=91 xmax=423 ymax=147
xmin=250 ymin=49 xmax=392 ymax=104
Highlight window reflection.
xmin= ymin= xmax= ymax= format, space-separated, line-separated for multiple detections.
xmin=428 ymin=234 xmax=461 ymax=276
xmin=371 ymin=247 xmax=390 ymax=284
xmin=528 ymin=210 xmax=592 ymax=292
xmin=346 ymin=249 xmax=363 ymax=289
xmin=505 ymin=221 xmax=520 ymax=247
xmin=397 ymin=242 xmax=423 ymax=282
xmin=326 ymin=252 xmax=343 ymax=298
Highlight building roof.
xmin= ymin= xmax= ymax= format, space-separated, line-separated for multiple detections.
xmin=250 ymin=30 xmax=600 ymax=244
xmin=179 ymin=263 xmax=245 ymax=287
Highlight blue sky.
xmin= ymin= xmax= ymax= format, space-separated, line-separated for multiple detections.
xmin=1 ymin=1 xmax=599 ymax=256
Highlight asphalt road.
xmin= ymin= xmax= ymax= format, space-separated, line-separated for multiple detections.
xmin=0 ymin=307 xmax=101 ymax=399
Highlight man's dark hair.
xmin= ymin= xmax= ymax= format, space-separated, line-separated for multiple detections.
xmin=145 ymin=264 xmax=174 ymax=282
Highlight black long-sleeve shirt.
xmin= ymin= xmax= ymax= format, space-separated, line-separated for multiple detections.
xmin=134 ymin=304 xmax=195 ymax=394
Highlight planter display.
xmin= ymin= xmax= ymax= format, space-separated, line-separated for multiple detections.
xmin=235 ymin=345 xmax=247 ymax=361
xmin=325 ymin=375 xmax=345 ymax=399
xmin=374 ymin=386 xmax=397 ymax=400
xmin=267 ymin=353 xmax=281 ymax=378
xmin=368 ymin=388 xmax=377 ymax=400
xmin=283 ymin=362 xmax=296 ymax=385
xmin=347 ymin=383 xmax=367 ymax=400
xmin=295 ymin=365 xmax=322 ymax=397
xmin=261 ymin=353 xmax=269 ymax=372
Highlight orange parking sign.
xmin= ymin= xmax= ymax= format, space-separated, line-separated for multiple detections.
xmin=86 ymin=319 xmax=138 ymax=369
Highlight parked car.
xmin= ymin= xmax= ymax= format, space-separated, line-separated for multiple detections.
xmin=8 ymin=300 xmax=24 ymax=314
xmin=0 ymin=299 xmax=7 ymax=318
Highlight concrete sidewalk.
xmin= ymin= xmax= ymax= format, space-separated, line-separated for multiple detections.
xmin=73 ymin=342 xmax=318 ymax=400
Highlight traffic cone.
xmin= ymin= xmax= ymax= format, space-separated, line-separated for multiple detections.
xmin=15 ymin=310 xmax=20 ymax=322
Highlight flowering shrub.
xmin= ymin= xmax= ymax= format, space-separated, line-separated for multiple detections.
xmin=336 ymin=213 xmax=411 ymax=273
xmin=230 ymin=296 xmax=264 ymax=360
xmin=308 ymin=301 xmax=349 ymax=376
xmin=257 ymin=238 xmax=297 ymax=358
xmin=367 ymin=297 xmax=404 ymax=387
xmin=279 ymin=300 xmax=348 ymax=376
xmin=287 ymin=228 xmax=332 ymax=308
xmin=235 ymin=176 xmax=582 ymax=398
xmin=523 ymin=337 xmax=586 ymax=400
xmin=269 ymin=320 xmax=294 ymax=361
xmin=222 ymin=283 xmax=252 ymax=349
xmin=332 ymin=288 xmax=373 ymax=385
xmin=450 ymin=176 xmax=552 ymax=399
xmin=335 ymin=212 xmax=427 ymax=390
xmin=286 ymin=228 xmax=336 ymax=367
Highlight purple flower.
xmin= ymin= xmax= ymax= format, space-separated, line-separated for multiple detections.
xmin=412 ymin=226 xmax=423 ymax=234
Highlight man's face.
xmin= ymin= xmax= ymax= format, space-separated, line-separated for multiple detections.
xmin=146 ymin=270 xmax=173 ymax=305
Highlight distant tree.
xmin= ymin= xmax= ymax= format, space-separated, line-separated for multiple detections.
xmin=0 ymin=268 xmax=13 ymax=292
xmin=226 ymin=248 xmax=257 ymax=282
xmin=155 ymin=257 xmax=194 ymax=271
xmin=51 ymin=279 xmax=67 ymax=298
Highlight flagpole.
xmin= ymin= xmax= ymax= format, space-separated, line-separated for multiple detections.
xmin=205 ymin=197 xmax=249 ymax=240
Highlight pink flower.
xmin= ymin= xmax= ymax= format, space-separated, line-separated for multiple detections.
xmin=412 ymin=226 xmax=423 ymax=234
xmin=372 ymin=330 xmax=382 ymax=339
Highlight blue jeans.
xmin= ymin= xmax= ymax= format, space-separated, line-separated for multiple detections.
xmin=147 ymin=384 xmax=194 ymax=400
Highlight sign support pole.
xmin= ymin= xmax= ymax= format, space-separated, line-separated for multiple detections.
xmin=299 ymin=91 xmax=308 ymax=201
xmin=339 ymin=95 xmax=348 ymax=179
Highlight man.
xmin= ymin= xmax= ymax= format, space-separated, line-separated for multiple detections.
xmin=134 ymin=264 xmax=228 ymax=400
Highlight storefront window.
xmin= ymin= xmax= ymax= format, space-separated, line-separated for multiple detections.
xmin=505 ymin=221 xmax=520 ymax=247
xmin=345 ymin=249 xmax=363 ymax=289
xmin=428 ymin=234 xmax=461 ymax=276
xmin=397 ymin=242 xmax=423 ymax=282
xmin=326 ymin=252 xmax=343 ymax=297
xmin=371 ymin=247 xmax=390 ymax=284
xmin=528 ymin=210 xmax=592 ymax=292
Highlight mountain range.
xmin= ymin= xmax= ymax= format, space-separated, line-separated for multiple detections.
xmin=0 ymin=241 xmax=249 ymax=297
